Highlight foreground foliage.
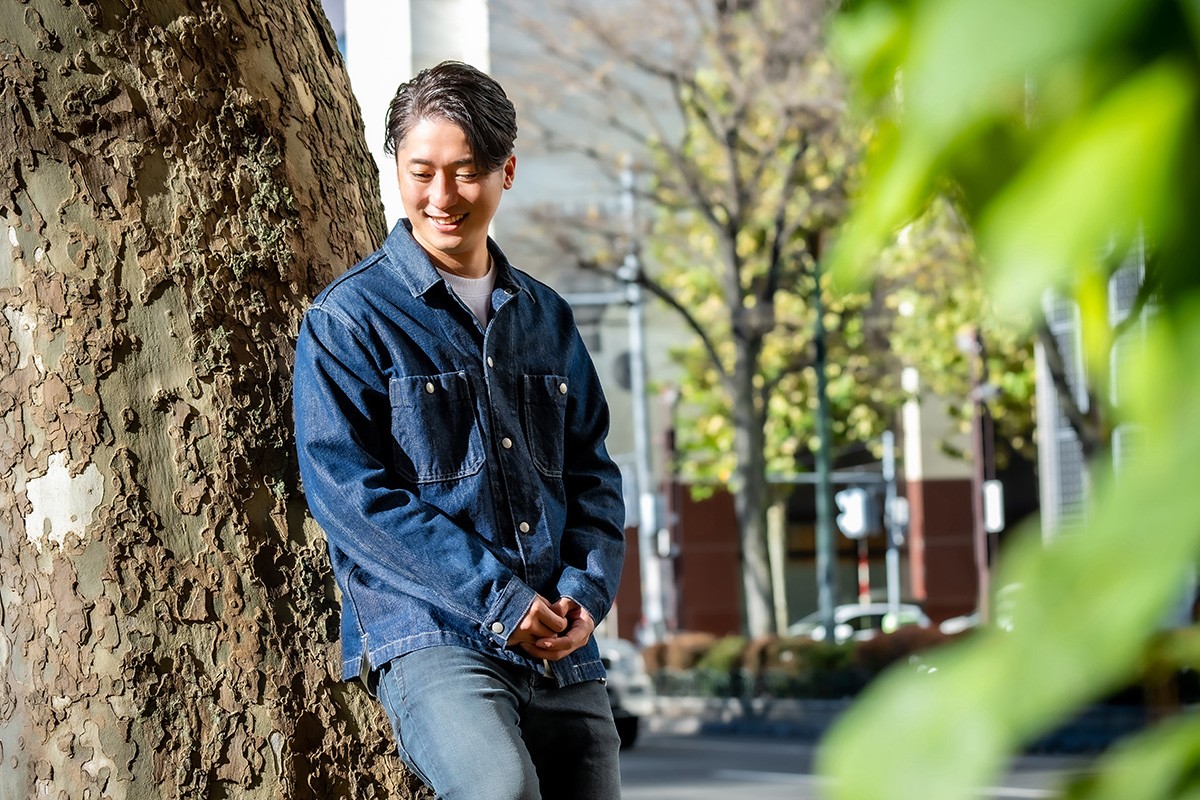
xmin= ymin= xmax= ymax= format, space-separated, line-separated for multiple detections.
xmin=820 ymin=0 xmax=1200 ymax=798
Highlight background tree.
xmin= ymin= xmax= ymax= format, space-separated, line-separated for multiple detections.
xmin=651 ymin=126 xmax=900 ymax=490
xmin=876 ymin=196 xmax=1037 ymax=463
xmin=497 ymin=0 xmax=903 ymax=638
xmin=0 ymin=2 xmax=427 ymax=797
xmin=821 ymin=0 xmax=1200 ymax=798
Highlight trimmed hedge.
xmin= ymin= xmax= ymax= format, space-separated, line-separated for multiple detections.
xmin=647 ymin=628 xmax=960 ymax=699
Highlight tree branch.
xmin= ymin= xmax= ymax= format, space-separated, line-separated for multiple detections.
xmin=1036 ymin=320 xmax=1105 ymax=458
xmin=763 ymin=141 xmax=811 ymax=303
xmin=638 ymin=272 xmax=731 ymax=382
xmin=1111 ymin=257 xmax=1158 ymax=341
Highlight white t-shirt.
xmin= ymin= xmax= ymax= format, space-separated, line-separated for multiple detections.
xmin=438 ymin=265 xmax=497 ymax=327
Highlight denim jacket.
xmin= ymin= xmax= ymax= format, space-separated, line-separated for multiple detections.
xmin=293 ymin=221 xmax=626 ymax=686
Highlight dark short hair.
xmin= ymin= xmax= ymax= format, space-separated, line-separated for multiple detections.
xmin=383 ymin=61 xmax=517 ymax=174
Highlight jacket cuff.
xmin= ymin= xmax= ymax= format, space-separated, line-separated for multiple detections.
xmin=484 ymin=578 xmax=537 ymax=647
xmin=556 ymin=576 xmax=608 ymax=626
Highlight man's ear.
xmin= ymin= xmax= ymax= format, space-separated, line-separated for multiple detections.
xmin=502 ymin=154 xmax=516 ymax=189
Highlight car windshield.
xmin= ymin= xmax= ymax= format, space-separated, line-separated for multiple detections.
xmin=793 ymin=605 xmax=924 ymax=629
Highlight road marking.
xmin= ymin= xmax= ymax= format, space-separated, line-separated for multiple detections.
xmin=712 ymin=769 xmax=1061 ymax=798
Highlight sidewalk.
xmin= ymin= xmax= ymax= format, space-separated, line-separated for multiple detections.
xmin=647 ymin=696 xmax=850 ymax=738
xmin=646 ymin=695 xmax=1153 ymax=753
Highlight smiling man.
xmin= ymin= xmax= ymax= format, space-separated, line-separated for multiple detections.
xmin=292 ymin=62 xmax=626 ymax=799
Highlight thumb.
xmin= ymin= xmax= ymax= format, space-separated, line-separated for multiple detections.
xmin=530 ymin=594 xmax=568 ymax=632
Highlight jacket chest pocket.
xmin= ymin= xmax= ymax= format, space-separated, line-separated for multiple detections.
xmin=523 ymin=374 xmax=568 ymax=478
xmin=389 ymin=371 xmax=485 ymax=483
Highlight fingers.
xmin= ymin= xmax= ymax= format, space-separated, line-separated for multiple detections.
xmin=507 ymin=596 xmax=598 ymax=661
xmin=551 ymin=597 xmax=592 ymax=626
xmin=521 ymin=629 xmax=584 ymax=661
xmin=506 ymin=595 xmax=567 ymax=647
xmin=522 ymin=600 xmax=595 ymax=661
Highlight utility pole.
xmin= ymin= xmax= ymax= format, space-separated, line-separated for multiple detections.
xmin=560 ymin=162 xmax=670 ymax=644
xmin=618 ymin=160 xmax=667 ymax=643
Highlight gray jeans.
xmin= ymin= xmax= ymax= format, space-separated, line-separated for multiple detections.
xmin=375 ymin=646 xmax=622 ymax=800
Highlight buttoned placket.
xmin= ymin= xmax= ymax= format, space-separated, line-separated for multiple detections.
xmin=480 ymin=285 xmax=547 ymax=615
xmin=431 ymin=279 xmax=532 ymax=647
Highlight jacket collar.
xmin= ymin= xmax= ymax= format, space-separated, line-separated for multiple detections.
xmin=382 ymin=219 xmax=533 ymax=302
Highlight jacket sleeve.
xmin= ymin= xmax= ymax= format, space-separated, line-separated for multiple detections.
xmin=293 ymin=305 xmax=536 ymax=647
xmin=554 ymin=314 xmax=628 ymax=624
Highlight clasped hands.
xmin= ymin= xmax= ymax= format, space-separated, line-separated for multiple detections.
xmin=507 ymin=595 xmax=594 ymax=661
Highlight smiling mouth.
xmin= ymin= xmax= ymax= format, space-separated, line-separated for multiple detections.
xmin=428 ymin=213 xmax=466 ymax=229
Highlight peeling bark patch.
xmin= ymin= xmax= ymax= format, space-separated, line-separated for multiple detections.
xmin=3 ymin=305 xmax=43 ymax=372
xmin=289 ymin=73 xmax=316 ymax=116
xmin=23 ymin=452 xmax=104 ymax=551
xmin=79 ymin=719 xmax=115 ymax=781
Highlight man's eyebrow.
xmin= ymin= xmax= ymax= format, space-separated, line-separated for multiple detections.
xmin=406 ymin=157 xmax=477 ymax=168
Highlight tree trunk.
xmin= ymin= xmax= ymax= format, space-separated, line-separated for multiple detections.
xmin=0 ymin=2 xmax=425 ymax=798
xmin=730 ymin=343 xmax=773 ymax=638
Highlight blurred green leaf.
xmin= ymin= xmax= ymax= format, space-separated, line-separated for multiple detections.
xmin=824 ymin=0 xmax=1200 ymax=796
xmin=982 ymin=62 xmax=1193 ymax=314
xmin=829 ymin=0 xmax=1179 ymax=288
xmin=1065 ymin=713 xmax=1200 ymax=800
xmin=904 ymin=0 xmax=1143 ymax=137
xmin=832 ymin=1 xmax=909 ymax=104
xmin=821 ymin=311 xmax=1200 ymax=798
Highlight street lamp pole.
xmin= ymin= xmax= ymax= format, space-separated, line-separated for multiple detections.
xmin=813 ymin=258 xmax=838 ymax=637
xmin=882 ymin=430 xmax=903 ymax=621
xmin=961 ymin=326 xmax=992 ymax=625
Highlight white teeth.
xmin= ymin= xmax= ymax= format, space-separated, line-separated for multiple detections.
xmin=431 ymin=213 xmax=465 ymax=224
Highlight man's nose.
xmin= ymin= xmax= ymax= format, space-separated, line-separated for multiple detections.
xmin=429 ymin=173 xmax=458 ymax=208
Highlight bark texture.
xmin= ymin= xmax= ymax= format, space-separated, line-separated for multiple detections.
xmin=0 ymin=1 xmax=424 ymax=797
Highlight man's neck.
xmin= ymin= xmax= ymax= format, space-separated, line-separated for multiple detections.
xmin=413 ymin=238 xmax=491 ymax=279
xmin=428 ymin=249 xmax=491 ymax=280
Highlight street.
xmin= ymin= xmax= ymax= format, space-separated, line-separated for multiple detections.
xmin=619 ymin=732 xmax=1094 ymax=799
xmin=619 ymin=732 xmax=815 ymax=799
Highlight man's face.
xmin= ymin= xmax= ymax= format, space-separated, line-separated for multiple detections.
xmin=394 ymin=116 xmax=515 ymax=275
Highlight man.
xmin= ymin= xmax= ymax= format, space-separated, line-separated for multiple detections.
xmin=293 ymin=61 xmax=626 ymax=799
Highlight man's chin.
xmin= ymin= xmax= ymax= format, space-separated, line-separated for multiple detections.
xmin=414 ymin=226 xmax=468 ymax=256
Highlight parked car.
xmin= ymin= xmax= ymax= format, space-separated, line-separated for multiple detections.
xmin=938 ymin=611 xmax=980 ymax=635
xmin=786 ymin=603 xmax=931 ymax=643
xmin=596 ymin=637 xmax=655 ymax=749
xmin=939 ymin=583 xmax=1024 ymax=634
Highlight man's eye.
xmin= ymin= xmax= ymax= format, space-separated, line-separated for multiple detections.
xmin=410 ymin=172 xmax=432 ymax=180
xmin=456 ymin=172 xmax=478 ymax=181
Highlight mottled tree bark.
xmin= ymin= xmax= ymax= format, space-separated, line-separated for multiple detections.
xmin=0 ymin=1 xmax=425 ymax=797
